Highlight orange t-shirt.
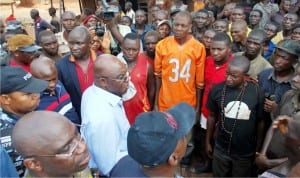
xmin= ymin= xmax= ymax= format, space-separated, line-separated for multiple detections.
xmin=154 ymin=36 xmax=206 ymax=111
xmin=194 ymin=1 xmax=205 ymax=11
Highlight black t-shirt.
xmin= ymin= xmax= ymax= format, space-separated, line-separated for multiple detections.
xmin=207 ymin=81 xmax=265 ymax=158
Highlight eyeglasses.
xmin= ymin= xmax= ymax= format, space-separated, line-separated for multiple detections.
xmin=100 ymin=72 xmax=130 ymax=83
xmin=24 ymin=124 xmax=85 ymax=158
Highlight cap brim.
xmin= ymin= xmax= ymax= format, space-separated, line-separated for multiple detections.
xmin=167 ymin=102 xmax=195 ymax=139
xmin=171 ymin=9 xmax=181 ymax=16
xmin=19 ymin=77 xmax=48 ymax=93
xmin=276 ymin=46 xmax=299 ymax=57
xmin=6 ymin=25 xmax=21 ymax=30
xmin=18 ymin=45 xmax=41 ymax=52
xmin=158 ymin=20 xmax=171 ymax=28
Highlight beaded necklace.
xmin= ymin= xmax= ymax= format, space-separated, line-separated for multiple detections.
xmin=220 ymin=82 xmax=246 ymax=154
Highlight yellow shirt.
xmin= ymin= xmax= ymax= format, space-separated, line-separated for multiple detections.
xmin=272 ymin=31 xmax=284 ymax=44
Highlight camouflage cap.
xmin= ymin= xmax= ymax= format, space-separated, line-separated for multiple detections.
xmin=276 ymin=40 xmax=300 ymax=57
xmin=7 ymin=34 xmax=41 ymax=52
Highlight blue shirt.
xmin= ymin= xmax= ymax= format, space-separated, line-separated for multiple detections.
xmin=258 ymin=68 xmax=292 ymax=103
xmin=0 ymin=145 xmax=18 ymax=177
xmin=263 ymin=41 xmax=276 ymax=61
xmin=35 ymin=81 xmax=80 ymax=124
xmin=81 ymin=84 xmax=130 ymax=176
xmin=110 ymin=155 xmax=147 ymax=177
xmin=0 ymin=108 xmax=26 ymax=177
xmin=131 ymin=24 xmax=154 ymax=50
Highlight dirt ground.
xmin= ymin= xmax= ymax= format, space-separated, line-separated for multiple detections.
xmin=0 ymin=0 xmax=81 ymax=38
xmin=0 ymin=0 xmax=81 ymax=22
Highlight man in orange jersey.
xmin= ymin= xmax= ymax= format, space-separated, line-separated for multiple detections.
xmin=154 ymin=11 xmax=206 ymax=115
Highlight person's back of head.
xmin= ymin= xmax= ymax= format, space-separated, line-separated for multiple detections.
xmin=30 ymin=9 xmax=39 ymax=19
xmin=12 ymin=111 xmax=90 ymax=177
xmin=48 ymin=7 xmax=56 ymax=16
xmin=127 ymin=102 xmax=195 ymax=177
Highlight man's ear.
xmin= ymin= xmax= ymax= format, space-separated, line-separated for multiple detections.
xmin=168 ymin=153 xmax=178 ymax=166
xmin=0 ymin=94 xmax=10 ymax=105
xmin=24 ymin=158 xmax=43 ymax=172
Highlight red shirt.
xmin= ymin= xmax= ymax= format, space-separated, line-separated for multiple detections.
xmin=139 ymin=52 xmax=154 ymax=68
xmin=69 ymin=50 xmax=96 ymax=93
xmin=9 ymin=59 xmax=30 ymax=72
xmin=123 ymin=55 xmax=151 ymax=125
xmin=201 ymin=54 xmax=234 ymax=118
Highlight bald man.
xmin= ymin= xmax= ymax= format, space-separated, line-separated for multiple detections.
xmin=56 ymin=26 xmax=96 ymax=122
xmin=12 ymin=111 xmax=90 ymax=177
xmin=30 ymin=57 xmax=80 ymax=124
xmin=81 ymin=54 xmax=130 ymax=176
xmin=206 ymin=56 xmax=265 ymax=177
xmin=231 ymin=20 xmax=248 ymax=53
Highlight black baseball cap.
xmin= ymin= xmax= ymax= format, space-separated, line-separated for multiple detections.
xmin=127 ymin=102 xmax=195 ymax=167
xmin=1 ymin=66 xmax=48 ymax=94
xmin=276 ymin=40 xmax=300 ymax=57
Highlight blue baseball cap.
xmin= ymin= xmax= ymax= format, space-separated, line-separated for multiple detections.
xmin=127 ymin=102 xmax=195 ymax=167
xmin=1 ymin=66 xmax=48 ymax=94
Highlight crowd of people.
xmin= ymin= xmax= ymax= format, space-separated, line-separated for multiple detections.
xmin=0 ymin=0 xmax=300 ymax=177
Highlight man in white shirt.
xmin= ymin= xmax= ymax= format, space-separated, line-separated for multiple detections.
xmin=81 ymin=54 xmax=130 ymax=176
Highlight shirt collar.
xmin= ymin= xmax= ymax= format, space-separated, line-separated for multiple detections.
xmin=92 ymin=84 xmax=122 ymax=107
xmin=267 ymin=68 xmax=294 ymax=84
xmin=0 ymin=108 xmax=20 ymax=125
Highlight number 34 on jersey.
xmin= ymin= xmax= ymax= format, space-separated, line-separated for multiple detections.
xmin=168 ymin=58 xmax=192 ymax=83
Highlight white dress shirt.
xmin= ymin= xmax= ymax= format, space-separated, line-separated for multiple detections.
xmin=81 ymin=84 xmax=130 ymax=176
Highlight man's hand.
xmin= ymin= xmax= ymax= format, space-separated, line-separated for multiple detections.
xmin=264 ymin=99 xmax=277 ymax=112
xmin=206 ymin=142 xmax=213 ymax=159
xmin=100 ymin=31 xmax=111 ymax=50
xmin=255 ymin=152 xmax=271 ymax=169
